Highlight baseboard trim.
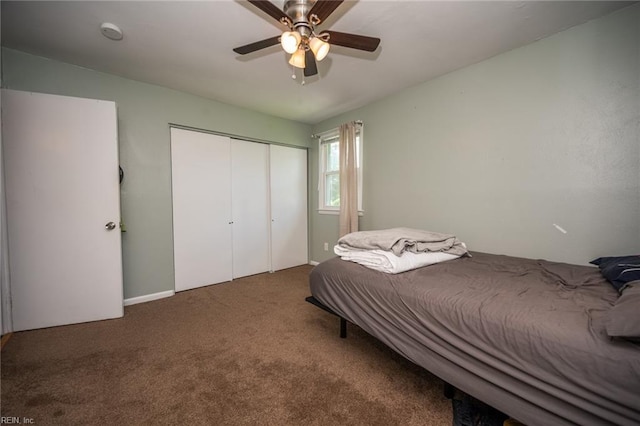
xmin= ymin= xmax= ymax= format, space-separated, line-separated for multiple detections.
xmin=1 ymin=332 xmax=13 ymax=350
xmin=309 ymin=261 xmax=320 ymax=266
xmin=124 ymin=290 xmax=174 ymax=306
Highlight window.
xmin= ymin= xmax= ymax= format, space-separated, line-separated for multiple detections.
xmin=318 ymin=127 xmax=363 ymax=214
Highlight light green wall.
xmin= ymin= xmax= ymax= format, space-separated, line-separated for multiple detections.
xmin=311 ymin=4 xmax=640 ymax=265
xmin=2 ymin=3 xmax=639 ymax=299
xmin=1 ymin=48 xmax=312 ymax=299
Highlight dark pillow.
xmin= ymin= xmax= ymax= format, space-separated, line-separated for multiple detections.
xmin=590 ymin=255 xmax=640 ymax=292
xmin=605 ymin=281 xmax=640 ymax=341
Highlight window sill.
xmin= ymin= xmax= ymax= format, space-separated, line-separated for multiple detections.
xmin=317 ymin=209 xmax=364 ymax=216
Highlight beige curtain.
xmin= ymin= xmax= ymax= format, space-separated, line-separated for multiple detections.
xmin=339 ymin=121 xmax=358 ymax=237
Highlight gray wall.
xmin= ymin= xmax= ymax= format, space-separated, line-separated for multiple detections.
xmin=1 ymin=48 xmax=312 ymax=299
xmin=311 ymin=4 xmax=640 ymax=265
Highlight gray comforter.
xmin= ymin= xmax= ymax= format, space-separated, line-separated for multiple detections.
xmin=337 ymin=227 xmax=468 ymax=257
xmin=309 ymin=252 xmax=640 ymax=426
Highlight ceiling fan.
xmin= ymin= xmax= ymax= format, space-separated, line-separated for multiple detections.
xmin=233 ymin=0 xmax=381 ymax=78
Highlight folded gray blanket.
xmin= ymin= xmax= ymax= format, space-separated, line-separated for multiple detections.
xmin=337 ymin=227 xmax=469 ymax=257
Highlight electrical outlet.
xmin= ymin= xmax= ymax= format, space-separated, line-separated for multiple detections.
xmin=324 ymin=242 xmax=329 ymax=251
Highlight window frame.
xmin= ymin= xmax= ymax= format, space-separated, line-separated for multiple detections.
xmin=317 ymin=126 xmax=363 ymax=215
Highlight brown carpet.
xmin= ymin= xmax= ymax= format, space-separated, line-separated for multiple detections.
xmin=1 ymin=265 xmax=452 ymax=425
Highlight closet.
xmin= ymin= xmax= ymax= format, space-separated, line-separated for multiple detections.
xmin=231 ymin=139 xmax=270 ymax=278
xmin=170 ymin=127 xmax=307 ymax=292
xmin=270 ymin=145 xmax=308 ymax=271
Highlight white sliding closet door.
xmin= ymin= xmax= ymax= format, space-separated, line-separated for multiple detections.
xmin=171 ymin=128 xmax=232 ymax=291
xmin=270 ymin=145 xmax=308 ymax=271
xmin=231 ymin=140 xmax=270 ymax=278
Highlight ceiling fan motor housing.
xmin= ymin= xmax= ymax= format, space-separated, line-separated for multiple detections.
xmin=284 ymin=0 xmax=316 ymax=38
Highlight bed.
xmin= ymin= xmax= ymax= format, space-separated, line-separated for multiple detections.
xmin=308 ymin=251 xmax=640 ymax=426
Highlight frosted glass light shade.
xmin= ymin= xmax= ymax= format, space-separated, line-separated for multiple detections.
xmin=309 ymin=37 xmax=330 ymax=61
xmin=281 ymin=31 xmax=301 ymax=54
xmin=289 ymin=49 xmax=306 ymax=69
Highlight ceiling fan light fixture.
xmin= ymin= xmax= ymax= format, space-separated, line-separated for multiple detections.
xmin=309 ymin=36 xmax=330 ymax=61
xmin=281 ymin=31 xmax=301 ymax=54
xmin=234 ymin=0 xmax=381 ymax=81
xmin=288 ymin=48 xmax=306 ymax=69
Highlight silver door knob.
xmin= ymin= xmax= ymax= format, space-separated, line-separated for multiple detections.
xmin=105 ymin=221 xmax=117 ymax=231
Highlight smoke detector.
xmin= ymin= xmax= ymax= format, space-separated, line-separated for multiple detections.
xmin=100 ymin=23 xmax=123 ymax=41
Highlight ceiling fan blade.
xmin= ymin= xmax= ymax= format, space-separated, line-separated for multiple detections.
xmin=325 ymin=31 xmax=380 ymax=52
xmin=308 ymin=0 xmax=344 ymax=25
xmin=233 ymin=36 xmax=280 ymax=55
xmin=304 ymin=50 xmax=318 ymax=77
xmin=247 ymin=0 xmax=289 ymax=24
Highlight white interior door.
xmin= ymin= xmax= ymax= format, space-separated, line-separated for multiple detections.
xmin=231 ymin=140 xmax=270 ymax=278
xmin=171 ymin=128 xmax=232 ymax=291
xmin=270 ymin=145 xmax=308 ymax=271
xmin=2 ymin=89 xmax=123 ymax=331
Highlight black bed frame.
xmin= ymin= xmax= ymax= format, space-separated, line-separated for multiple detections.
xmin=305 ymin=295 xmax=456 ymax=399
xmin=305 ymin=296 xmax=348 ymax=338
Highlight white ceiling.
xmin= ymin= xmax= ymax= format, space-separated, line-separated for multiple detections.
xmin=1 ymin=1 xmax=635 ymax=124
